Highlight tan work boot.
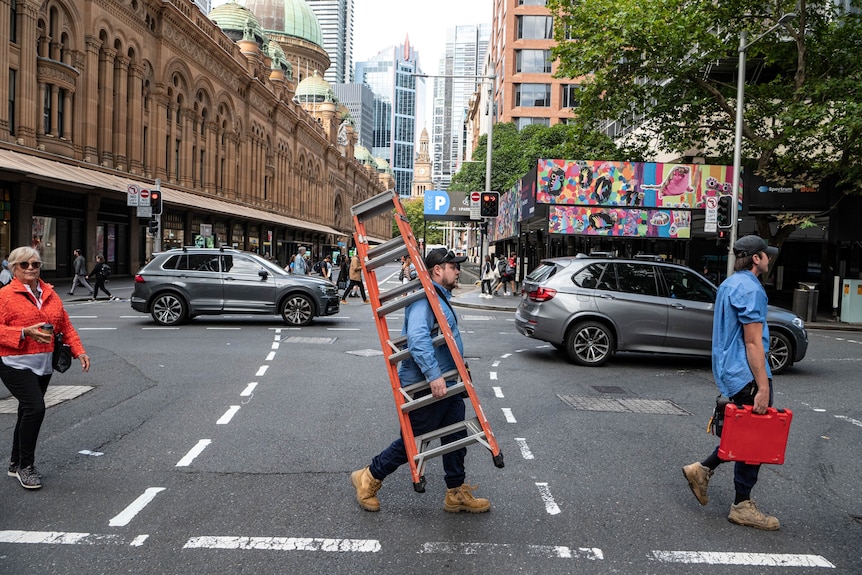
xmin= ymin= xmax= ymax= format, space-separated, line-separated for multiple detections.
xmin=350 ymin=467 xmax=382 ymax=512
xmin=728 ymin=500 xmax=780 ymax=530
xmin=444 ymin=484 xmax=491 ymax=513
xmin=682 ymin=462 xmax=714 ymax=506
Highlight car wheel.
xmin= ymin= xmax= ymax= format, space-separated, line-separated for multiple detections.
xmin=151 ymin=293 xmax=187 ymax=326
xmin=768 ymin=331 xmax=793 ymax=375
xmin=565 ymin=321 xmax=615 ymax=367
xmin=281 ymin=293 xmax=314 ymax=326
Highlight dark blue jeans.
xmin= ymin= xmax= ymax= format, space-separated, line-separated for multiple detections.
xmin=711 ymin=379 xmax=774 ymax=498
xmin=370 ymin=392 xmax=467 ymax=489
xmin=0 ymin=363 xmax=51 ymax=468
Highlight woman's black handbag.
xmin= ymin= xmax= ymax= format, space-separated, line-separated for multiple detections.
xmin=52 ymin=333 xmax=72 ymax=373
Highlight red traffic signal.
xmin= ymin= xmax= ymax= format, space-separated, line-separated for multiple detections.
xmin=150 ymin=190 xmax=163 ymax=215
xmin=480 ymin=192 xmax=499 ymax=217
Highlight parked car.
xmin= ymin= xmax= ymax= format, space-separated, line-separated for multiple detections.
xmin=131 ymin=248 xmax=340 ymax=326
xmin=514 ymin=255 xmax=808 ymax=374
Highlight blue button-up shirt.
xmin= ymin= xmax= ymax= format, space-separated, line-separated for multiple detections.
xmin=398 ymin=281 xmax=463 ymax=386
xmin=712 ymin=270 xmax=771 ymax=397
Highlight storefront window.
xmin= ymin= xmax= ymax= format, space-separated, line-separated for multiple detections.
xmin=31 ymin=216 xmax=57 ymax=271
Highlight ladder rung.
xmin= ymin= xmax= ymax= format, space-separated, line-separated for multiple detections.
xmin=415 ymin=417 xmax=484 ymax=446
xmin=376 ymin=289 xmax=427 ymax=317
xmin=350 ymin=190 xmax=398 ymax=222
xmin=401 ymin=382 xmax=465 ymax=413
xmin=366 ymin=244 xmax=410 ymax=272
xmin=378 ymin=279 xmax=424 ymax=305
xmin=387 ymin=333 xmax=446 ymax=365
xmin=413 ymin=417 xmax=486 ymax=459
xmin=399 ymin=369 xmax=459 ymax=397
xmin=367 ymin=236 xmax=408 ymax=261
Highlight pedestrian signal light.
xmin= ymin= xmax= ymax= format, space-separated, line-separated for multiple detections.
xmin=480 ymin=192 xmax=499 ymax=217
xmin=150 ymin=190 xmax=163 ymax=215
xmin=717 ymin=195 xmax=732 ymax=229
xmin=148 ymin=220 xmax=159 ymax=235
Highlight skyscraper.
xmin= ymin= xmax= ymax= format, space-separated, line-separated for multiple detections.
xmin=307 ymin=0 xmax=354 ymax=83
xmin=355 ymin=41 xmax=426 ymax=197
xmin=331 ymin=83 xmax=375 ymax=149
xmin=431 ymin=24 xmax=491 ymax=191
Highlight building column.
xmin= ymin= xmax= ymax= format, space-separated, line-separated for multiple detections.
xmin=113 ymin=55 xmax=130 ymax=171
xmin=127 ymin=63 xmax=143 ymax=175
xmin=36 ymin=82 xmax=46 ymax=136
xmin=81 ymin=36 xmax=101 ymax=162
xmin=0 ymin=0 xmax=11 ymax=136
xmin=62 ymin=89 xmax=73 ymax=140
xmin=16 ymin=0 xmax=40 ymax=146
xmin=98 ymin=47 xmax=117 ymax=167
xmin=49 ymin=85 xmax=60 ymax=137
xmin=152 ymin=95 xmax=169 ymax=181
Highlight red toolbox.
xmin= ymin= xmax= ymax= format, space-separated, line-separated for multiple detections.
xmin=718 ymin=405 xmax=793 ymax=465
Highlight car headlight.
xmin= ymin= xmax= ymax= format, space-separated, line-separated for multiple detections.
xmin=792 ymin=317 xmax=805 ymax=330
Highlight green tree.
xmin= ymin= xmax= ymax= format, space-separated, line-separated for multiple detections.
xmin=392 ymin=198 xmax=444 ymax=245
xmin=548 ymin=0 xmax=862 ymax=247
xmin=448 ymin=122 xmax=624 ymax=194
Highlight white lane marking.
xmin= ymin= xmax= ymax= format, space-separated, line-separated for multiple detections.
xmin=78 ymin=450 xmax=104 ymax=456
xmin=271 ymin=342 xmax=279 ymax=350
xmin=492 ymin=360 xmax=500 ymax=367
xmin=109 ymin=487 xmax=165 ymax=527
xmin=217 ymin=406 xmax=241 ymax=425
xmin=835 ymin=414 xmax=862 ymax=428
xmin=536 ymin=482 xmax=561 ymax=515
xmin=651 ymin=550 xmax=835 ymax=567
xmin=78 ymin=327 xmax=117 ymax=331
xmin=130 ymin=535 xmax=149 ymax=547
xmin=255 ymin=366 xmax=269 ymax=376
xmin=183 ymin=536 xmax=381 ymax=553
xmin=265 ymin=351 xmax=276 ymax=361
xmin=176 ymin=439 xmax=211 ymax=467
xmin=0 ymin=530 xmax=142 ymax=546
xmin=240 ymin=382 xmax=258 ymax=397
xmin=419 ymin=541 xmax=602 ymax=560
xmin=492 ymin=387 xmax=504 ymax=398
xmin=502 ymin=408 xmax=517 ymax=423
xmin=142 ymin=327 xmax=180 ymax=330
xmin=489 ymin=371 xmax=498 ymax=380
xmin=514 ymin=438 xmax=534 ymax=460
xmin=501 ymin=353 xmax=512 ymax=358
xmin=205 ymin=327 xmax=241 ymax=330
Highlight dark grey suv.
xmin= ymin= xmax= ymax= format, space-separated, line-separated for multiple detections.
xmin=515 ymin=255 xmax=808 ymax=374
xmin=131 ymin=248 xmax=340 ymax=326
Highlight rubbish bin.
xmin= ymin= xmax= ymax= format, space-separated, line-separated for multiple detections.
xmin=792 ymin=283 xmax=819 ymax=323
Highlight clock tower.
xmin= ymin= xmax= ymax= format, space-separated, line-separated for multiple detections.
xmin=411 ymin=127 xmax=433 ymax=197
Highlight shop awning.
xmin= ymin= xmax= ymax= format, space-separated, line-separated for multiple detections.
xmin=0 ymin=148 xmax=348 ymax=237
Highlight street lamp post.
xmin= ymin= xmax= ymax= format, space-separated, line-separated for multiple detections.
xmin=727 ymin=13 xmax=796 ymax=277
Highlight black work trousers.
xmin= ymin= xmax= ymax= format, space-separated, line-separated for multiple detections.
xmin=0 ymin=363 xmax=51 ymax=469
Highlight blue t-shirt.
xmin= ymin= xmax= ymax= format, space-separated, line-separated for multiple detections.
xmin=712 ymin=270 xmax=771 ymax=397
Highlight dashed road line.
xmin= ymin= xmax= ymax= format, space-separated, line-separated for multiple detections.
xmin=492 ymin=386 xmax=504 ymax=398
xmin=420 ymin=541 xmax=603 ymax=560
xmin=535 ymin=482 xmax=561 ymax=515
xmin=255 ymin=365 xmax=269 ymax=376
xmin=651 ymin=550 xmax=835 ymax=568
xmin=834 ymin=414 xmax=862 ymax=428
xmin=502 ymin=408 xmax=517 ymax=423
xmin=183 ymin=535 xmax=381 ymax=553
xmin=489 ymin=371 xmax=498 ymax=380
xmin=109 ymin=488 xmax=165 ymax=527
xmin=514 ymin=438 xmax=534 ymax=459
xmin=0 ymin=530 xmax=147 ymax=546
xmin=176 ymin=439 xmax=211 ymax=467
xmin=240 ymin=382 xmax=258 ymax=396
xmin=217 ymin=406 xmax=240 ymax=424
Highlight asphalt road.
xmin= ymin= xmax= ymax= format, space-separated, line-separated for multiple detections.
xmin=0 ymin=263 xmax=860 ymax=574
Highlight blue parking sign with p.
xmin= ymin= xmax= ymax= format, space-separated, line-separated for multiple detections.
xmin=424 ymin=190 xmax=450 ymax=216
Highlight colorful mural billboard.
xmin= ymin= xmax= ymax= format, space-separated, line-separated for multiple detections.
xmin=549 ymin=207 xmax=692 ymax=238
xmin=488 ymin=184 xmax=520 ymax=242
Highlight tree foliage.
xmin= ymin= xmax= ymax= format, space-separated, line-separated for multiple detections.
xmin=448 ymin=122 xmax=624 ymax=194
xmin=392 ymin=198 xmax=444 ymax=244
xmin=548 ymin=0 xmax=862 ymax=242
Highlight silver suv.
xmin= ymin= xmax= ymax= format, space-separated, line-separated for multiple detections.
xmin=131 ymin=248 xmax=340 ymax=326
xmin=514 ymin=255 xmax=808 ymax=374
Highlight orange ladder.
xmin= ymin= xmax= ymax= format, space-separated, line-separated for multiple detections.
xmin=350 ymin=189 xmax=504 ymax=492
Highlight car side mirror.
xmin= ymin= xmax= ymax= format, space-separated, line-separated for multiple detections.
xmin=258 ymin=269 xmax=268 ymax=280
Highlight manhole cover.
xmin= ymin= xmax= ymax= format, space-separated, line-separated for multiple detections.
xmin=280 ymin=336 xmax=336 ymax=344
xmin=558 ymin=395 xmax=691 ymax=415
xmin=0 ymin=386 xmax=94 ymax=414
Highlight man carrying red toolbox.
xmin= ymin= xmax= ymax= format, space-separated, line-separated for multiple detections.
xmin=683 ymin=235 xmax=781 ymax=531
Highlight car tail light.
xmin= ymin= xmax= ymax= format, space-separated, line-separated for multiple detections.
xmin=134 ymin=274 xmax=146 ymax=283
xmin=528 ymin=287 xmax=556 ymax=302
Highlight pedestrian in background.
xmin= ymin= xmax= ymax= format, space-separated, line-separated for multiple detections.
xmin=88 ymin=255 xmax=118 ymax=301
xmin=490 ymin=254 xmax=506 ymax=295
xmin=480 ymin=255 xmax=494 ymax=298
xmin=350 ymin=248 xmax=490 ymax=513
xmin=400 ymin=255 xmax=416 ymax=285
xmin=320 ymin=255 xmax=333 ymax=281
xmin=0 ymin=246 xmax=90 ymax=489
xmin=683 ymin=235 xmax=781 ymax=530
xmin=68 ymin=249 xmax=93 ymax=296
xmin=340 ymin=253 xmax=368 ymax=304
xmin=0 ymin=257 xmax=11 ymax=288
xmin=288 ymin=246 xmax=309 ymax=275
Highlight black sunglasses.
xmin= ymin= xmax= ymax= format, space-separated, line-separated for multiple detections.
xmin=18 ymin=261 xmax=42 ymax=269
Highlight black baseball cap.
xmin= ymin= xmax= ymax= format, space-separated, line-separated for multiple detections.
xmin=425 ymin=248 xmax=467 ymax=268
xmin=733 ymin=235 xmax=778 ymax=258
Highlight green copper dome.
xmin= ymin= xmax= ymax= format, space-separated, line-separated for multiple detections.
xmin=295 ymin=70 xmax=335 ymax=102
xmin=242 ymin=0 xmax=323 ymax=47
xmin=208 ymin=1 xmax=266 ymax=42
xmin=354 ymin=145 xmax=375 ymax=165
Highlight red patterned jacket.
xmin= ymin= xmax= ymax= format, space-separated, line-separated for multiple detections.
xmin=0 ymin=278 xmax=86 ymax=359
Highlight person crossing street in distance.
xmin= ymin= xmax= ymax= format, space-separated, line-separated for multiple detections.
xmin=88 ymin=255 xmax=118 ymax=301
xmin=0 ymin=246 xmax=90 ymax=490
xmin=683 ymin=235 xmax=781 ymax=530
xmin=351 ymin=248 xmax=491 ymax=513
xmin=68 ymin=249 xmax=93 ymax=296
xmin=340 ymin=252 xmax=368 ymax=304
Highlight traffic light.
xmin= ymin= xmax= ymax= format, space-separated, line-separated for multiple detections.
xmin=148 ymin=220 xmax=159 ymax=235
xmin=716 ymin=195 xmax=732 ymax=229
xmin=150 ymin=190 xmax=163 ymax=215
xmin=480 ymin=192 xmax=499 ymax=217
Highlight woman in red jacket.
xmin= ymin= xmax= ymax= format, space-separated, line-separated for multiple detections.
xmin=0 ymin=246 xmax=89 ymax=489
